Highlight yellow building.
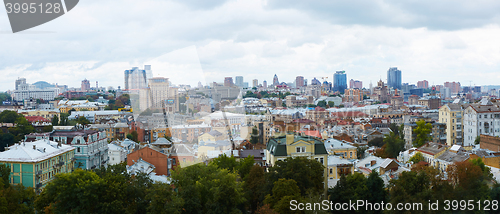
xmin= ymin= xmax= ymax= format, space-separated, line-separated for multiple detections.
xmin=324 ymin=138 xmax=357 ymax=159
xmin=0 ymin=140 xmax=75 ymax=193
xmin=327 ymin=155 xmax=354 ymax=181
xmin=265 ymin=134 xmax=328 ymax=188
xmin=198 ymin=130 xmax=225 ymax=142
xmin=439 ymin=103 xmax=464 ymax=146
xmin=57 ymin=100 xmax=104 ymax=113
xmin=18 ymin=109 xmax=60 ymax=120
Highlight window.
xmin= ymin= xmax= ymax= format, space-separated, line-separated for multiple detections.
xmin=77 ymin=147 xmax=80 ymax=153
xmin=350 ymin=152 xmax=353 ymax=158
xmin=320 ymin=158 xmax=324 ymax=164
xmin=479 ymin=115 xmax=482 ymax=118
xmin=330 ymin=168 xmax=333 ymax=174
xmin=296 ymin=146 xmax=306 ymax=153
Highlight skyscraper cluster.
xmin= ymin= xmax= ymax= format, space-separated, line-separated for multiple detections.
xmin=387 ymin=67 xmax=402 ymax=90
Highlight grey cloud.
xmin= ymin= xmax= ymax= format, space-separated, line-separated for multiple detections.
xmin=266 ymin=0 xmax=500 ymax=30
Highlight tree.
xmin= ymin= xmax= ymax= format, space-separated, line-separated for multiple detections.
xmin=51 ymin=115 xmax=59 ymax=126
xmin=475 ymin=135 xmax=481 ymax=145
xmin=356 ymin=146 xmax=367 ymax=159
xmin=250 ymin=127 xmax=259 ymax=144
xmin=327 ymin=101 xmax=336 ymax=107
xmin=0 ymin=110 xmax=20 ymax=123
xmin=0 ymin=164 xmax=10 ymax=189
xmin=267 ymin=157 xmax=325 ymax=196
xmin=145 ymin=183 xmax=184 ymax=214
xmin=171 ymin=163 xmax=245 ymax=214
xmin=68 ymin=108 xmax=76 ymax=115
xmin=409 ymin=152 xmax=425 ymax=164
xmin=264 ymin=178 xmax=303 ymax=214
xmin=383 ymin=131 xmax=405 ymax=158
xmin=317 ymin=100 xmax=327 ymax=108
xmin=75 ymin=116 xmax=91 ymax=125
xmin=328 ymin=173 xmax=368 ymax=214
xmin=413 ymin=120 xmax=432 ymax=148
xmin=244 ymin=165 xmax=266 ymax=213
xmin=59 ymin=113 xmax=69 ymax=126
xmin=368 ymin=137 xmax=384 ymax=147
xmin=366 ymin=171 xmax=386 ymax=209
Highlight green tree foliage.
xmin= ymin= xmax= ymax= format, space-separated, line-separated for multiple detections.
xmin=368 ymin=137 xmax=384 ymax=147
xmin=267 ymin=157 xmax=324 ymax=196
xmin=317 ymin=100 xmax=327 ymax=108
xmin=0 ymin=164 xmax=10 ymax=189
xmin=8 ymin=116 xmax=35 ymax=143
xmin=475 ymin=135 xmax=481 ymax=145
xmin=381 ymin=131 xmax=405 ymax=158
xmin=145 ymin=183 xmax=184 ymax=214
xmin=328 ymin=173 xmax=368 ymax=214
xmin=0 ymin=184 xmax=35 ymax=214
xmin=51 ymin=115 xmax=59 ymax=126
xmin=264 ymin=178 xmax=303 ymax=214
xmin=58 ymin=113 xmax=70 ymax=126
xmin=388 ymin=171 xmax=434 ymax=213
xmin=250 ymin=127 xmax=259 ymax=144
xmin=356 ymin=146 xmax=367 ymax=159
xmin=409 ymin=152 xmax=425 ymax=164
xmin=327 ymin=101 xmax=336 ymax=107
xmin=366 ymin=171 xmax=386 ymax=208
xmin=75 ymin=116 xmax=91 ymax=125
xmin=0 ymin=110 xmax=20 ymax=123
xmin=171 ymin=163 xmax=245 ymax=214
xmin=0 ymin=93 xmax=11 ymax=105
xmin=211 ymin=154 xmax=255 ymax=180
xmin=447 ymin=161 xmax=491 ymax=203
xmin=413 ymin=120 xmax=432 ymax=148
xmin=244 ymin=165 xmax=266 ymax=213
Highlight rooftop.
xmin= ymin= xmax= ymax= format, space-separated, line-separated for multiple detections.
xmin=0 ymin=139 xmax=74 ymax=162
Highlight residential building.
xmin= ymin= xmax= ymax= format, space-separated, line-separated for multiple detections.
xmin=108 ymin=143 xmax=127 ymax=165
xmin=171 ymin=123 xmax=211 ymax=143
xmin=327 ymin=155 xmax=354 ymax=187
xmin=0 ymin=140 xmax=75 ymax=193
xmin=324 ymin=138 xmax=357 ymax=159
xmin=463 ymin=98 xmax=500 ymax=146
xmin=81 ymin=79 xmax=90 ymax=91
xmin=444 ymin=82 xmax=461 ymax=94
xmin=296 ymin=76 xmax=305 ymax=88
xmin=124 ymin=65 xmax=152 ymax=91
xmin=127 ymin=146 xmax=175 ymax=176
xmin=372 ymin=80 xmax=389 ymax=102
xmin=416 ymin=142 xmax=449 ymax=164
xmin=224 ymin=77 xmax=234 ymax=87
xmin=404 ymin=122 xmax=447 ymax=149
xmin=333 ymin=71 xmax=347 ymax=92
xmin=418 ymin=96 xmax=441 ymax=109
xmin=344 ymin=88 xmax=362 ymax=103
xmin=265 ymin=134 xmax=328 ymax=188
xmin=349 ymin=79 xmax=362 ymax=89
xmin=252 ymin=79 xmax=258 ymax=88
xmin=439 ymin=104 xmax=464 ymax=146
xmin=387 ymin=67 xmax=402 ymax=89
xmin=25 ymin=128 xmax=108 ymax=170
xmin=417 ymin=80 xmax=429 ymax=89
xmin=286 ymin=95 xmax=314 ymax=107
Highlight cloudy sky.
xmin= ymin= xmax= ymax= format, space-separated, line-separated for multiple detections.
xmin=1 ymin=0 xmax=500 ymax=91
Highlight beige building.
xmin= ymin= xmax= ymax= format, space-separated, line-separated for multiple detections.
xmin=439 ymin=104 xmax=464 ymax=146
xmin=18 ymin=109 xmax=60 ymax=120
xmin=148 ymin=77 xmax=179 ymax=113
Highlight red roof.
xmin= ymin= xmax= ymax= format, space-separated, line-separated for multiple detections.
xmin=292 ymin=119 xmax=316 ymax=124
xmin=25 ymin=116 xmax=50 ymax=123
xmin=314 ymin=106 xmax=326 ymax=111
xmin=300 ymin=130 xmax=322 ymax=139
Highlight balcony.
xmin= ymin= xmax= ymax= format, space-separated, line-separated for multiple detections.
xmin=35 ymin=183 xmax=43 ymax=189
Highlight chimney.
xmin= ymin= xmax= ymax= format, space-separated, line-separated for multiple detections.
xmin=371 ymin=160 xmax=376 ymax=166
xmin=58 ymin=141 xmax=62 ymax=148
xmin=33 ymin=145 xmax=36 ymax=150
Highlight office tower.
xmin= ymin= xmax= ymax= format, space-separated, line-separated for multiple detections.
xmin=224 ymin=77 xmax=234 ymax=87
xmin=333 ymin=71 xmax=347 ymax=92
xmin=124 ymin=66 xmax=150 ymax=90
xmin=235 ymin=76 xmax=244 ymax=87
xmin=349 ymin=79 xmax=362 ymax=89
xmin=295 ymin=76 xmax=305 ymax=88
xmin=444 ymin=82 xmax=461 ymax=94
xmin=15 ymin=77 xmax=26 ymax=90
xmin=252 ymin=79 xmax=258 ymax=88
xmin=387 ymin=67 xmax=402 ymax=90
xmin=263 ymin=81 xmax=267 ymax=88
xmin=273 ymin=74 xmax=279 ymax=86
xmin=81 ymin=79 xmax=90 ymax=91
xmin=417 ymin=80 xmax=429 ymax=89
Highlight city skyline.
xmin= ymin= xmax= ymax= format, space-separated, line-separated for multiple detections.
xmin=3 ymin=1 xmax=500 ymax=91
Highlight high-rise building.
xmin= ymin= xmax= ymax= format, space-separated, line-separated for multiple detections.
xmin=252 ymin=79 xmax=258 ymax=88
xmin=263 ymin=80 xmax=267 ymax=88
xmin=333 ymin=71 xmax=347 ymax=92
xmin=81 ymin=79 xmax=90 ymax=91
xmin=15 ymin=77 xmax=26 ymax=90
xmin=417 ymin=80 xmax=429 ymax=89
xmin=224 ymin=77 xmax=234 ymax=87
xmin=124 ymin=66 xmax=151 ymax=91
xmin=148 ymin=77 xmax=179 ymax=113
xmin=235 ymin=76 xmax=244 ymax=87
xmin=273 ymin=74 xmax=279 ymax=86
xmin=296 ymin=76 xmax=305 ymax=88
xmin=387 ymin=67 xmax=402 ymax=90
xmin=444 ymin=82 xmax=461 ymax=94
xmin=349 ymin=79 xmax=362 ymax=89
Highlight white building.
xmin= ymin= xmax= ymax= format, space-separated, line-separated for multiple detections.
xmin=108 ymin=143 xmax=127 ymax=165
xmin=13 ymin=82 xmax=60 ymax=102
xmin=463 ymin=98 xmax=500 ymax=146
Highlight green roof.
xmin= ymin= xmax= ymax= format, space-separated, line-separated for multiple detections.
xmin=266 ymin=135 xmax=327 ymax=157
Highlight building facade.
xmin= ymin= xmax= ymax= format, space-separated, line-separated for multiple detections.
xmin=439 ymin=104 xmax=464 ymax=146
xmin=333 ymin=71 xmax=347 ymax=92
xmin=0 ymin=140 xmax=75 ymax=193
xmin=387 ymin=67 xmax=402 ymax=90
xmin=463 ymin=99 xmax=500 ymax=146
